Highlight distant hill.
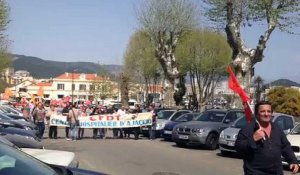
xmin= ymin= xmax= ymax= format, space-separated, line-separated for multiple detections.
xmin=266 ymin=79 xmax=300 ymax=88
xmin=12 ymin=54 xmax=122 ymax=79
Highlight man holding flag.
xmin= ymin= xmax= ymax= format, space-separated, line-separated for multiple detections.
xmin=227 ymin=66 xmax=299 ymax=174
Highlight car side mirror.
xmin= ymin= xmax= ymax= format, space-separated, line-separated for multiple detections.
xmin=284 ymin=128 xmax=291 ymax=135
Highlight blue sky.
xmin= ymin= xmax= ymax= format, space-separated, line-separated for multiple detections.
xmin=6 ymin=0 xmax=300 ymax=83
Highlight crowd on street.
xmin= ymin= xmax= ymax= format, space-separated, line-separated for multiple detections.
xmin=17 ymin=99 xmax=157 ymax=141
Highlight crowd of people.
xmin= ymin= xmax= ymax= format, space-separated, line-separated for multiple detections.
xmin=17 ymin=100 xmax=157 ymax=141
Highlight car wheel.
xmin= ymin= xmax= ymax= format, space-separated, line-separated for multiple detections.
xmin=176 ymin=142 xmax=186 ymax=148
xmin=205 ymin=133 xmax=218 ymax=150
xmin=220 ymin=150 xmax=231 ymax=156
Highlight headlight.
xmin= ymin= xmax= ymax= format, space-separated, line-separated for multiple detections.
xmin=156 ymin=123 xmax=165 ymax=130
xmin=219 ymin=130 xmax=225 ymax=139
xmin=192 ymin=128 xmax=204 ymax=133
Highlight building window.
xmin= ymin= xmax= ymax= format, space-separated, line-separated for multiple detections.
xmin=57 ymin=84 xmax=65 ymax=90
xmin=44 ymin=94 xmax=50 ymax=98
xmin=79 ymin=84 xmax=86 ymax=91
xmin=57 ymin=95 xmax=64 ymax=99
xmin=90 ymin=85 xmax=95 ymax=91
xmin=79 ymin=95 xmax=86 ymax=100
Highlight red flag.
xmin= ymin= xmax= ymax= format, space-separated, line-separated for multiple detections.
xmin=227 ymin=66 xmax=252 ymax=122
xmin=227 ymin=66 xmax=250 ymax=103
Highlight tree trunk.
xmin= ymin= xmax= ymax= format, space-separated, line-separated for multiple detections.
xmin=164 ymin=79 xmax=176 ymax=107
xmin=231 ymin=53 xmax=253 ymax=108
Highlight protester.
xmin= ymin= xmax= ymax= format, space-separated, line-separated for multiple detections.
xmin=148 ymin=104 xmax=156 ymax=140
xmin=46 ymin=104 xmax=58 ymax=139
xmin=132 ymin=105 xmax=142 ymax=140
xmin=21 ymin=106 xmax=31 ymax=121
xmin=78 ymin=105 xmax=88 ymax=140
xmin=117 ymin=106 xmax=127 ymax=138
xmin=236 ymin=101 xmax=299 ymax=175
xmin=32 ymin=102 xmax=46 ymax=139
xmin=90 ymin=106 xmax=101 ymax=139
xmin=68 ymin=104 xmax=80 ymax=141
xmin=62 ymin=104 xmax=70 ymax=139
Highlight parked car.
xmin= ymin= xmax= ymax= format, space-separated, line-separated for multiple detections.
xmin=141 ymin=110 xmax=176 ymax=136
xmin=142 ymin=110 xmax=191 ymax=137
xmin=0 ymin=105 xmax=23 ymax=116
xmin=0 ymin=133 xmax=43 ymax=149
xmin=163 ymin=113 xmax=200 ymax=140
xmin=0 ymin=112 xmax=38 ymax=136
xmin=0 ymin=124 xmax=39 ymax=140
xmin=0 ymin=140 xmax=105 ymax=175
xmin=219 ymin=112 xmax=296 ymax=155
xmin=172 ymin=109 xmax=239 ymax=150
xmin=283 ymin=123 xmax=300 ymax=166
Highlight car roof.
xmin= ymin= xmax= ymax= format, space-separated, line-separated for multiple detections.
xmin=205 ymin=109 xmax=227 ymax=113
xmin=272 ymin=112 xmax=294 ymax=118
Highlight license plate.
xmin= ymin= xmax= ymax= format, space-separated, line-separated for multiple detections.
xmin=164 ymin=130 xmax=172 ymax=134
xmin=227 ymin=141 xmax=235 ymax=146
xmin=142 ymin=127 xmax=148 ymax=130
xmin=178 ymin=135 xmax=189 ymax=140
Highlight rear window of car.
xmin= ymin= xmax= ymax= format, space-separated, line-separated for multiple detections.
xmin=196 ymin=111 xmax=226 ymax=122
xmin=232 ymin=117 xmax=247 ymax=129
xmin=157 ymin=111 xmax=175 ymax=120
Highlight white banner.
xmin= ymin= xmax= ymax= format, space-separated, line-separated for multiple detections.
xmin=49 ymin=112 xmax=153 ymax=128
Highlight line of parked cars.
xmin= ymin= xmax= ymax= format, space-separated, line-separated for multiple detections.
xmin=0 ymin=103 xmax=105 ymax=175
xmin=153 ymin=107 xmax=300 ymax=167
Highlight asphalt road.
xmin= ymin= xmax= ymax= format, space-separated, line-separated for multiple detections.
xmin=41 ymin=128 xmax=292 ymax=175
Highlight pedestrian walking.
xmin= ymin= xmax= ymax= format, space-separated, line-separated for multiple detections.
xmin=236 ymin=101 xmax=299 ymax=175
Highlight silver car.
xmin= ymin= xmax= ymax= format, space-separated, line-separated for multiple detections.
xmin=219 ymin=112 xmax=295 ymax=155
xmin=172 ymin=109 xmax=238 ymax=150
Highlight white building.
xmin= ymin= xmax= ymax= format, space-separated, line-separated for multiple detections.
xmin=9 ymin=72 xmax=118 ymax=102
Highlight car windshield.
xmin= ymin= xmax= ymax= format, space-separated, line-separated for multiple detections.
xmin=174 ymin=114 xmax=195 ymax=122
xmin=290 ymin=124 xmax=300 ymax=135
xmin=232 ymin=117 xmax=247 ymax=129
xmin=196 ymin=111 xmax=226 ymax=122
xmin=0 ymin=143 xmax=57 ymax=175
xmin=157 ymin=111 xmax=175 ymax=120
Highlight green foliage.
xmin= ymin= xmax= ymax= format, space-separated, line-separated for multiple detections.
xmin=0 ymin=0 xmax=10 ymax=74
xmin=267 ymin=87 xmax=300 ymax=117
xmin=176 ymin=28 xmax=231 ymax=76
xmin=176 ymin=28 xmax=231 ymax=106
xmin=173 ymin=77 xmax=186 ymax=105
xmin=123 ymin=31 xmax=160 ymax=82
xmin=203 ymin=0 xmax=300 ymax=33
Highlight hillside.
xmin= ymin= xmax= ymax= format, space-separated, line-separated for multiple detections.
xmin=267 ymin=79 xmax=300 ymax=88
xmin=12 ymin=54 xmax=122 ymax=78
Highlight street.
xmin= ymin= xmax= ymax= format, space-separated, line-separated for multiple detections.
xmin=41 ymin=129 xmax=293 ymax=175
xmin=41 ymin=128 xmax=245 ymax=175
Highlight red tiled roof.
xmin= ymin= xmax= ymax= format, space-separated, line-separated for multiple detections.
xmin=35 ymin=82 xmax=53 ymax=86
xmin=55 ymin=73 xmax=106 ymax=80
xmin=148 ymin=85 xmax=163 ymax=92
